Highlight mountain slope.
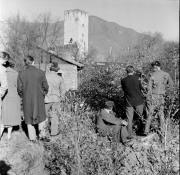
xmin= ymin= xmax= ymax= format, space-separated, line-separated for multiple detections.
xmin=57 ymin=15 xmax=144 ymax=59
xmin=88 ymin=16 xmax=142 ymax=58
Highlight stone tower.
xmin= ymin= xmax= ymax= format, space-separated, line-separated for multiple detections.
xmin=64 ymin=9 xmax=88 ymax=57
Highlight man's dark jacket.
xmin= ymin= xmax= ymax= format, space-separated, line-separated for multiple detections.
xmin=17 ymin=65 xmax=49 ymax=124
xmin=121 ymin=74 xmax=144 ymax=107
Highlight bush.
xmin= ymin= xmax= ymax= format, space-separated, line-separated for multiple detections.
xmin=44 ymin=92 xmax=179 ymax=175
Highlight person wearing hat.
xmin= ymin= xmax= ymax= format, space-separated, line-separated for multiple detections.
xmin=45 ymin=61 xmax=65 ymax=137
xmin=0 ymin=51 xmax=8 ymax=139
xmin=144 ymin=61 xmax=173 ymax=135
xmin=96 ymin=100 xmax=130 ymax=144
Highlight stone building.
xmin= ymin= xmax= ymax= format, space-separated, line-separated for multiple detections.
xmin=64 ymin=9 xmax=88 ymax=58
xmin=35 ymin=46 xmax=84 ymax=91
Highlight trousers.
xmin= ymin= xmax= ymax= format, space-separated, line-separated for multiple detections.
xmin=27 ymin=120 xmax=47 ymax=140
xmin=126 ymin=104 xmax=144 ymax=136
xmin=45 ymin=102 xmax=60 ymax=136
xmin=145 ymin=94 xmax=165 ymax=133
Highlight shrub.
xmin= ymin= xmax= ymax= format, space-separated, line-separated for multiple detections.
xmin=44 ymin=91 xmax=179 ymax=175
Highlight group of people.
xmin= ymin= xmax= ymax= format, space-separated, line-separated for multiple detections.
xmin=0 ymin=51 xmax=174 ymax=145
xmin=97 ymin=62 xmax=173 ymax=144
xmin=0 ymin=52 xmax=65 ymax=142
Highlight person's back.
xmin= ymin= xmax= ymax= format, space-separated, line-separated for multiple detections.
xmin=6 ymin=67 xmax=19 ymax=98
xmin=1 ymin=65 xmax=21 ymax=132
xmin=44 ymin=62 xmax=65 ymax=136
xmin=45 ymin=71 xmax=63 ymax=103
xmin=0 ymin=55 xmax=8 ymax=98
xmin=19 ymin=66 xmax=46 ymax=98
xmin=17 ymin=55 xmax=49 ymax=141
xmin=144 ymin=61 xmax=174 ymax=135
xmin=121 ymin=74 xmax=144 ymax=106
xmin=17 ymin=56 xmax=49 ymax=125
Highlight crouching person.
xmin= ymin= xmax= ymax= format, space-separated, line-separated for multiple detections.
xmin=96 ymin=101 xmax=129 ymax=144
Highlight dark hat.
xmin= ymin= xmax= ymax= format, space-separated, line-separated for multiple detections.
xmin=151 ymin=61 xmax=161 ymax=67
xmin=50 ymin=62 xmax=60 ymax=72
xmin=105 ymin=101 xmax=114 ymax=108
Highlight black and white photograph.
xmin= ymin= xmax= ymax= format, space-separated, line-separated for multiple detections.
xmin=0 ymin=0 xmax=179 ymax=174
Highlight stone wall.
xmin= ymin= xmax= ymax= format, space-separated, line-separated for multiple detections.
xmin=35 ymin=53 xmax=79 ymax=91
xmin=49 ymin=57 xmax=78 ymax=91
xmin=59 ymin=63 xmax=78 ymax=91
xmin=64 ymin=9 xmax=88 ymax=56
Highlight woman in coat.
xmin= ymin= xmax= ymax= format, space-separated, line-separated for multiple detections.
xmin=0 ymin=61 xmax=21 ymax=140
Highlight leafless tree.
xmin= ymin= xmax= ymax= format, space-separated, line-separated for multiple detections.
xmin=3 ymin=13 xmax=62 ymax=70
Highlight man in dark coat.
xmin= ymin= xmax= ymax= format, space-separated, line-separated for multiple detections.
xmin=17 ymin=55 xmax=49 ymax=142
xmin=121 ymin=65 xmax=145 ymax=138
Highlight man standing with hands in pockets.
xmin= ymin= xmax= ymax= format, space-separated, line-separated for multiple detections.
xmin=121 ymin=65 xmax=145 ymax=139
xmin=17 ymin=55 xmax=49 ymax=142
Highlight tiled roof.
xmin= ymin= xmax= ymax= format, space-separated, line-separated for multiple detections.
xmin=36 ymin=46 xmax=84 ymax=69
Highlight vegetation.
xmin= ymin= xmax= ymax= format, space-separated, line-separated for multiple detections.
xmin=44 ymin=88 xmax=179 ymax=175
xmin=43 ymin=35 xmax=179 ymax=174
xmin=0 ymin=14 xmax=179 ymax=175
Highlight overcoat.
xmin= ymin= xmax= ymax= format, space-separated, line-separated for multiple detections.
xmin=45 ymin=71 xmax=65 ymax=103
xmin=17 ymin=65 xmax=49 ymax=125
xmin=1 ymin=67 xmax=21 ymax=126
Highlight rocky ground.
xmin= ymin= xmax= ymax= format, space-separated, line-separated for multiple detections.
xmin=0 ymin=130 xmax=179 ymax=175
xmin=0 ymin=131 xmax=48 ymax=175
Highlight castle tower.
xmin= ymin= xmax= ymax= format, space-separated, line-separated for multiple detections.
xmin=64 ymin=9 xmax=88 ymax=58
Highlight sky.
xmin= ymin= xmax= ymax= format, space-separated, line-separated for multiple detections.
xmin=0 ymin=0 xmax=179 ymax=41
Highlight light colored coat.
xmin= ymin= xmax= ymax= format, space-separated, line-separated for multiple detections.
xmin=149 ymin=70 xmax=173 ymax=95
xmin=1 ymin=68 xmax=21 ymax=126
xmin=45 ymin=71 xmax=65 ymax=103
xmin=0 ymin=63 xmax=8 ymax=98
xmin=0 ymin=60 xmax=8 ymax=120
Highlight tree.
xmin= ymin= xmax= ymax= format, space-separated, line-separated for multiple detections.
xmin=117 ymin=33 xmax=164 ymax=71
xmin=160 ymin=41 xmax=179 ymax=84
xmin=84 ymin=46 xmax=98 ymax=64
xmin=4 ymin=13 xmax=62 ymax=70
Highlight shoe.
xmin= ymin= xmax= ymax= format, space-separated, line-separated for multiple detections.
xmin=39 ymin=137 xmax=50 ymax=142
xmin=122 ymin=139 xmax=133 ymax=146
xmin=141 ymin=132 xmax=148 ymax=136
xmin=30 ymin=140 xmax=38 ymax=144
xmin=127 ymin=135 xmax=134 ymax=140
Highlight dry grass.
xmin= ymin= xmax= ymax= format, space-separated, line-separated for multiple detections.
xmin=0 ymin=130 xmax=48 ymax=175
